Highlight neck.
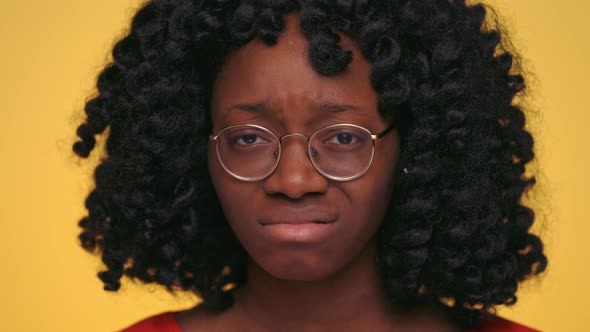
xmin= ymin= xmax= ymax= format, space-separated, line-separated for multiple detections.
xmin=232 ymin=239 xmax=397 ymax=331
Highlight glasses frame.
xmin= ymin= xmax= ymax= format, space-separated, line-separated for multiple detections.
xmin=209 ymin=123 xmax=395 ymax=182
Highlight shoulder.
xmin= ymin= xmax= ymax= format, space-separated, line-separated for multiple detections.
xmin=120 ymin=303 xmax=238 ymax=332
xmin=120 ymin=312 xmax=181 ymax=332
xmin=467 ymin=316 xmax=541 ymax=332
xmin=173 ymin=303 xmax=239 ymax=331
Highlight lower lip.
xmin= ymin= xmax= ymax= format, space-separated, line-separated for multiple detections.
xmin=259 ymin=222 xmax=336 ymax=242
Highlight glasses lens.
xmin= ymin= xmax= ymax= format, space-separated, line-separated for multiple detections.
xmin=310 ymin=125 xmax=374 ymax=179
xmin=216 ymin=125 xmax=279 ymax=180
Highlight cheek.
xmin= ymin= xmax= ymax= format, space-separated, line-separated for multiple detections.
xmin=342 ymin=167 xmax=395 ymax=240
xmin=208 ymin=142 xmax=240 ymax=220
xmin=346 ymin=138 xmax=399 ymax=230
xmin=208 ymin=142 xmax=224 ymax=197
xmin=326 ymin=140 xmax=399 ymax=259
xmin=373 ymin=132 xmax=400 ymax=199
xmin=208 ymin=142 xmax=260 ymax=239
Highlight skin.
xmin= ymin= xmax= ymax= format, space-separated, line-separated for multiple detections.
xmin=176 ymin=13 xmax=458 ymax=332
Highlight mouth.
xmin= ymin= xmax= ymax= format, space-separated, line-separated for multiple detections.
xmin=257 ymin=205 xmax=339 ymax=226
xmin=257 ymin=219 xmax=337 ymax=242
xmin=260 ymin=219 xmax=335 ymax=225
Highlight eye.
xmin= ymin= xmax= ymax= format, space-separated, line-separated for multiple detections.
xmin=325 ymin=132 xmax=360 ymax=145
xmin=231 ymin=134 xmax=269 ymax=145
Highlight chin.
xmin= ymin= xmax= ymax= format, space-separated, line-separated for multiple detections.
xmin=256 ymin=254 xmax=338 ymax=281
xmin=268 ymin=266 xmax=335 ymax=282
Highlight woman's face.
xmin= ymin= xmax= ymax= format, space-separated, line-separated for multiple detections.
xmin=208 ymin=14 xmax=400 ymax=281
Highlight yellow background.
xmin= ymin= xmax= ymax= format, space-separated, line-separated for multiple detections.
xmin=1 ymin=1 xmax=588 ymax=331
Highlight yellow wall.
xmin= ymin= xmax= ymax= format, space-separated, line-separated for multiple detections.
xmin=0 ymin=1 xmax=587 ymax=331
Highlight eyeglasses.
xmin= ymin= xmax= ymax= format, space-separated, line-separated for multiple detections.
xmin=209 ymin=123 xmax=395 ymax=182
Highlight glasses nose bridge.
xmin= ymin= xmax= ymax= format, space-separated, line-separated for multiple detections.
xmin=277 ymin=131 xmax=313 ymax=160
xmin=278 ymin=132 xmax=311 ymax=143
xmin=278 ymin=132 xmax=312 ymax=153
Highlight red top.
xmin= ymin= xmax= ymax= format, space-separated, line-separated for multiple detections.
xmin=121 ymin=312 xmax=540 ymax=332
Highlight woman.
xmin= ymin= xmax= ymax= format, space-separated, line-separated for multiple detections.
xmin=73 ymin=0 xmax=547 ymax=330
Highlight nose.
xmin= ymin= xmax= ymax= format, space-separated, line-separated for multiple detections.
xmin=262 ymin=134 xmax=328 ymax=199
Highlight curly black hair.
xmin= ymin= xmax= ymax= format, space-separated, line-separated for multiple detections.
xmin=73 ymin=0 xmax=547 ymax=327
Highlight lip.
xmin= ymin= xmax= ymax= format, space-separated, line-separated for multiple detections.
xmin=259 ymin=223 xmax=336 ymax=242
xmin=257 ymin=205 xmax=339 ymax=242
xmin=258 ymin=205 xmax=338 ymax=226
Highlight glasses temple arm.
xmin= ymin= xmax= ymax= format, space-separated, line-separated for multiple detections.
xmin=375 ymin=122 xmax=396 ymax=139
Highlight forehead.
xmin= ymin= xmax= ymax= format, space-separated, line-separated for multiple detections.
xmin=211 ymin=13 xmax=378 ymax=128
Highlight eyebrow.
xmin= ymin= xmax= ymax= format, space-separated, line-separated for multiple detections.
xmin=227 ymin=100 xmax=363 ymax=114
xmin=316 ymin=101 xmax=362 ymax=113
